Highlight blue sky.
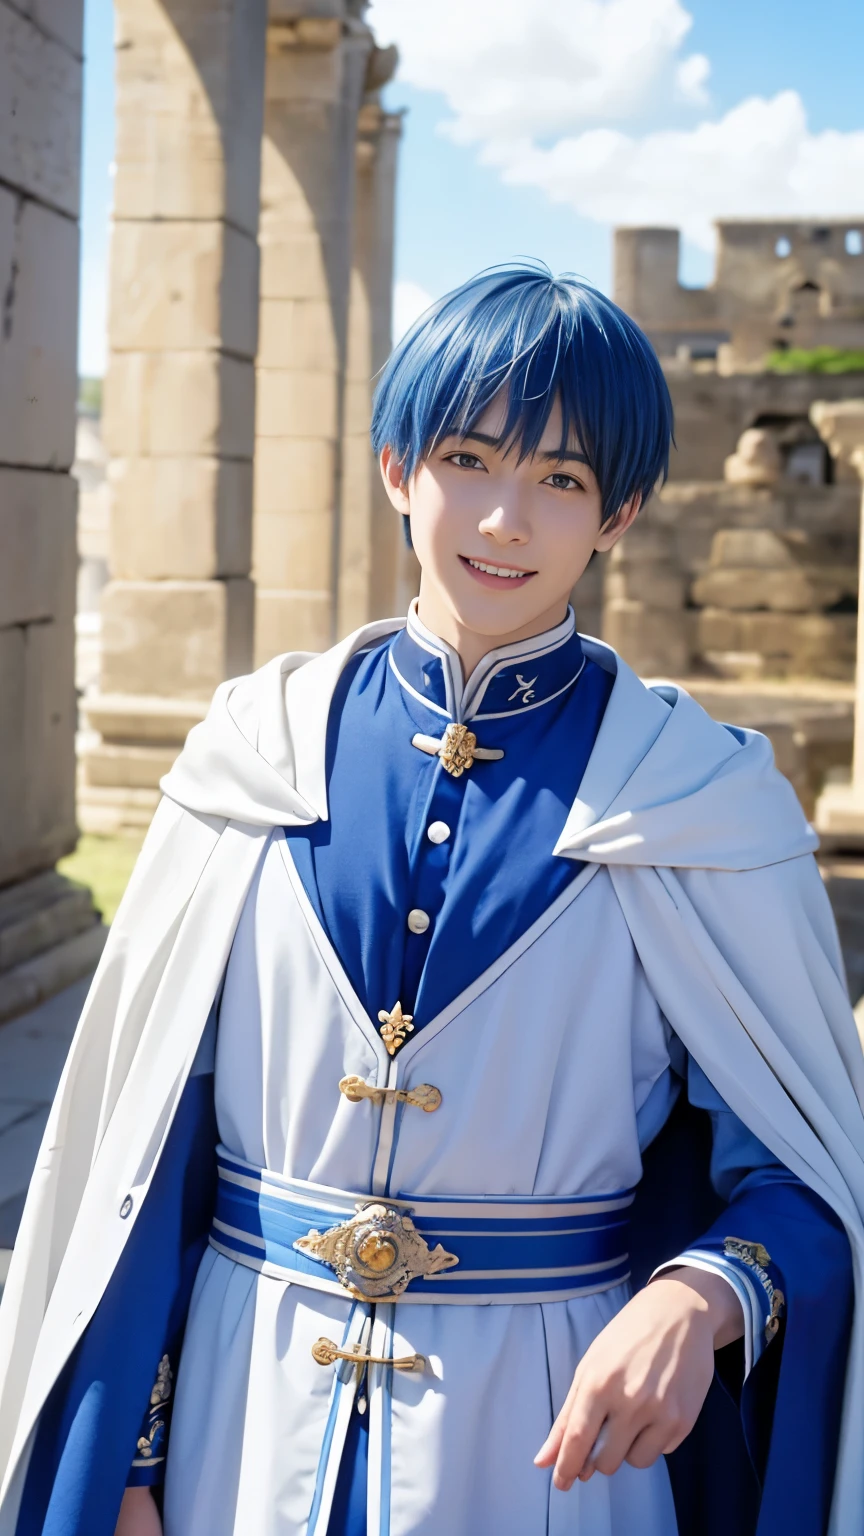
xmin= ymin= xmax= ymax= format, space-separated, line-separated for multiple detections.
xmin=78 ymin=0 xmax=864 ymax=375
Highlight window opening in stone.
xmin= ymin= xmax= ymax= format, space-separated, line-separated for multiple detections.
xmin=775 ymin=236 xmax=792 ymax=258
xmin=846 ymin=229 xmax=863 ymax=256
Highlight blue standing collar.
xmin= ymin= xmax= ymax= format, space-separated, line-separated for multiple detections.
xmin=389 ymin=603 xmax=585 ymax=723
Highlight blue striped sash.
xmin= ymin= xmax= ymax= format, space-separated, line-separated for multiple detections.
xmin=209 ymin=1147 xmax=633 ymax=1305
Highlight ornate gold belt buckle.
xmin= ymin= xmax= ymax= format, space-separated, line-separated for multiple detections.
xmin=295 ymin=1201 xmax=459 ymax=1300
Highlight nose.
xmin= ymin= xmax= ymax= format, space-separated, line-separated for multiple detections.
xmin=478 ymin=496 xmax=531 ymax=546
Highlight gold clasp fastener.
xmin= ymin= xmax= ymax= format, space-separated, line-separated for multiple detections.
xmin=311 ymin=1336 xmax=425 ymax=1372
xmin=339 ymin=1075 xmax=442 ymax=1112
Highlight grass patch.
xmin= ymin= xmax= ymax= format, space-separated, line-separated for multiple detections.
xmin=765 ymin=347 xmax=864 ymax=374
xmin=58 ymin=833 xmax=146 ymax=925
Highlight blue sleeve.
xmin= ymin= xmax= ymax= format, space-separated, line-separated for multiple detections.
xmin=652 ymin=1051 xmax=792 ymax=1376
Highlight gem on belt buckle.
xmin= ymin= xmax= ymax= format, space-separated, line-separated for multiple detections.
xmin=294 ymin=1201 xmax=459 ymax=1300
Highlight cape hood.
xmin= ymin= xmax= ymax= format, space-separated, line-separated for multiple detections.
xmin=161 ymin=622 xmax=817 ymax=874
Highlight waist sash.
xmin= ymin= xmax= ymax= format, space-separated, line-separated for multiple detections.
xmin=209 ymin=1146 xmax=634 ymax=1305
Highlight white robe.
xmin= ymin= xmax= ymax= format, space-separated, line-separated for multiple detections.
xmin=1 ymin=623 xmax=863 ymax=1536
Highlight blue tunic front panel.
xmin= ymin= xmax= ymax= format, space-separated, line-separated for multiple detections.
xmin=286 ymin=606 xmax=607 ymax=1028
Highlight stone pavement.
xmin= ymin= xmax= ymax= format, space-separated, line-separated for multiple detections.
xmin=0 ymin=973 xmax=92 ymax=1300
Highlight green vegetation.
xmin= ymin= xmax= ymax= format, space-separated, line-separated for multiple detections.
xmin=77 ymin=376 xmax=103 ymax=413
xmin=58 ymin=833 xmax=145 ymax=924
xmin=765 ymin=347 xmax=864 ymax=374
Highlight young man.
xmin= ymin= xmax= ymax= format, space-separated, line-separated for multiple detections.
xmin=1 ymin=265 xmax=863 ymax=1536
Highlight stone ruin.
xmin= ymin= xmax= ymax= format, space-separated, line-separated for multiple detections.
xmin=597 ymin=222 xmax=864 ymax=823
xmin=0 ymin=0 xmax=413 ymax=1020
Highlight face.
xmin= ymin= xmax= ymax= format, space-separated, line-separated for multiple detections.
xmin=380 ymin=393 xmax=640 ymax=659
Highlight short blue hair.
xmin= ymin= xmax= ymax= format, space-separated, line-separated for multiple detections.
xmin=372 ymin=262 xmax=673 ymax=525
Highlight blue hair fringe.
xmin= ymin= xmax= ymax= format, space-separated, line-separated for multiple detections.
xmin=372 ymin=260 xmax=674 ymax=527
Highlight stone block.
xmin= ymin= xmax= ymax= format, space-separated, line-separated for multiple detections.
xmin=0 ymin=469 xmax=76 ymax=626
xmin=603 ymin=599 xmax=693 ymax=678
xmin=0 ymin=924 xmax=106 ymax=1029
xmin=603 ymin=565 xmax=685 ymax=610
xmin=84 ymin=694 xmax=208 ymax=746
xmin=692 ymin=565 xmax=854 ymax=614
xmin=254 ymin=587 xmax=331 ymax=665
xmin=0 ymin=3 xmax=82 ymax=216
xmin=100 ymin=578 xmax=254 ymax=699
xmin=252 ymin=508 xmax=333 ymax=590
xmin=256 ymin=298 xmax=339 ymax=371
xmin=108 ymin=457 xmax=252 ymax=580
xmin=108 ymin=222 xmax=259 ymax=359
xmin=0 ymin=869 xmax=97 ymax=972
xmin=255 ymin=368 xmax=338 ymax=438
xmin=259 ymin=231 xmax=329 ymax=301
xmin=253 ymin=437 xmax=336 ymax=519
xmin=0 ymin=620 xmax=76 ymax=885
xmin=697 ymin=610 xmax=857 ymax=681
xmin=82 ymin=743 xmax=179 ymax=792
xmin=0 ymin=190 xmax=78 ymax=469
xmin=112 ymin=0 xmax=266 ymax=235
xmin=76 ymin=781 xmax=161 ymax=837
xmin=5 ymin=0 xmax=84 ymax=55
xmin=103 ymin=352 xmax=255 ymax=460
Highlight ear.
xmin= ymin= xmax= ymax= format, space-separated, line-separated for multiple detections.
xmin=379 ymin=447 xmax=411 ymax=516
xmin=594 ymin=493 xmax=641 ymax=553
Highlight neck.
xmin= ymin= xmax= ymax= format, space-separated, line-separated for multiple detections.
xmin=415 ymin=584 xmax=572 ymax=679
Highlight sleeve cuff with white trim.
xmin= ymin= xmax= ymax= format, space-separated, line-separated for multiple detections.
xmin=651 ymin=1236 xmax=785 ymax=1380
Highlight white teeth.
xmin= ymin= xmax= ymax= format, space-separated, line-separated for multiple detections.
xmin=467 ymin=558 xmax=528 ymax=579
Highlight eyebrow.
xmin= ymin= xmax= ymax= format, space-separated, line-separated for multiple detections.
xmin=460 ymin=431 xmax=591 ymax=467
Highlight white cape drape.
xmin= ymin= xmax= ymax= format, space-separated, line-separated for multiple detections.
xmin=1 ymin=622 xmax=863 ymax=1533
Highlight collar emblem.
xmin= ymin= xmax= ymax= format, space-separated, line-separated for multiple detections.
xmin=507 ymin=673 xmax=538 ymax=705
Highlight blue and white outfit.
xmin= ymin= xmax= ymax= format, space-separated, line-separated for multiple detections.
xmin=159 ymin=607 xmax=818 ymax=1536
xmin=1 ymin=613 xmax=858 ymax=1536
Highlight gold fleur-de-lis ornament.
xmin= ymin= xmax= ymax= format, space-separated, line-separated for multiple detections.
xmin=377 ymin=1001 xmax=414 ymax=1055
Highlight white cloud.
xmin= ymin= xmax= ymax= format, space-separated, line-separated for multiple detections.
xmin=368 ymin=0 xmax=706 ymax=142
xmin=492 ymin=92 xmax=864 ymax=251
xmin=393 ymin=279 xmax=435 ymax=341
xmin=368 ymin=0 xmax=864 ymax=254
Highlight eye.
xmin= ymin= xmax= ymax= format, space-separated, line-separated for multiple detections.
xmin=542 ymin=471 xmax=584 ymax=492
xmin=445 ymin=452 xmax=487 ymax=471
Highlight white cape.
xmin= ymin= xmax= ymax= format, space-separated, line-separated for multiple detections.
xmin=1 ymin=620 xmax=863 ymax=1532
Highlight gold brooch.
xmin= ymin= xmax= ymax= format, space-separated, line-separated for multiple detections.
xmin=377 ymin=1000 xmax=414 ymax=1054
xmin=295 ymin=1201 xmax=459 ymax=1300
xmin=439 ymin=722 xmax=477 ymax=777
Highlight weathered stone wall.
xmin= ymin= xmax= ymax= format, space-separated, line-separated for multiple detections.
xmin=0 ymin=0 xmax=82 ymax=885
xmin=665 ymin=369 xmax=864 ymax=482
xmin=0 ymin=0 xmax=108 ymax=1019
xmin=80 ymin=0 xmax=267 ymax=832
xmin=252 ymin=6 xmax=401 ymax=664
xmin=615 ymin=220 xmax=864 ymax=367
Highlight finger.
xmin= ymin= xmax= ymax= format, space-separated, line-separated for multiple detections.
xmin=575 ymin=1422 xmax=610 ymax=1483
xmin=625 ymin=1415 xmax=688 ymax=1470
xmin=586 ymin=1409 xmax=656 ymax=1479
xmin=534 ymin=1371 xmax=585 ymax=1466
xmin=552 ymin=1394 xmax=608 ymax=1491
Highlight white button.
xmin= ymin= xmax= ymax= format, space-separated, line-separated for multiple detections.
xmin=427 ymin=821 xmax=451 ymax=844
xmin=407 ymin=908 xmax=431 ymax=934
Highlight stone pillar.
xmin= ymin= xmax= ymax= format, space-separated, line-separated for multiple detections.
xmin=337 ymin=82 xmax=404 ymax=635
xmin=0 ymin=0 xmax=105 ymax=1020
xmin=79 ymin=0 xmax=267 ymax=833
xmin=253 ymin=5 xmax=374 ymax=665
xmin=811 ymin=401 xmax=864 ymax=847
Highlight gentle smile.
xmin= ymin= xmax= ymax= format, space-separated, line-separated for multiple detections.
xmin=460 ymin=555 xmax=536 ymax=585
